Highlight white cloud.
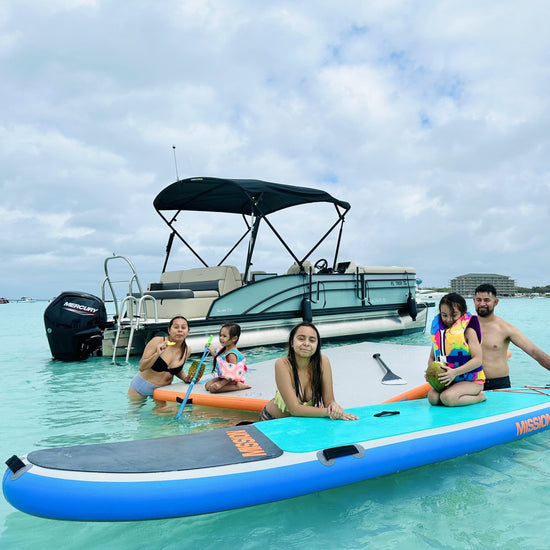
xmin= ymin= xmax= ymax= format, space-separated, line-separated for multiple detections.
xmin=1 ymin=0 xmax=550 ymax=298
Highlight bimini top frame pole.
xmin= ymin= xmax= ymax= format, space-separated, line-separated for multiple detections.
xmin=153 ymin=177 xmax=351 ymax=276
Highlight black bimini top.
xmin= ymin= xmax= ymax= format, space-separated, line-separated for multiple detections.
xmin=153 ymin=177 xmax=350 ymax=216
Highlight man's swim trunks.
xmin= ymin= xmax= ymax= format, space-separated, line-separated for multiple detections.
xmin=483 ymin=376 xmax=511 ymax=391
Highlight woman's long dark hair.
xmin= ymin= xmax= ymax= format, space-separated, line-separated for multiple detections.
xmin=287 ymin=322 xmax=323 ymax=407
xmin=212 ymin=322 xmax=241 ymax=372
xmin=168 ymin=316 xmax=189 ymax=361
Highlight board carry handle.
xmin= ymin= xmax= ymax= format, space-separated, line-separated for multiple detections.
xmin=322 ymin=444 xmax=360 ymax=461
xmin=176 ymin=397 xmax=193 ymax=405
xmin=6 ymin=455 xmax=26 ymax=474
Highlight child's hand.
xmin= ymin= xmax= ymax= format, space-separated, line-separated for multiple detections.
xmin=438 ymin=365 xmax=456 ymax=387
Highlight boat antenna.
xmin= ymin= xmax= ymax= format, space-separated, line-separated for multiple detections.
xmin=172 ymin=145 xmax=180 ymax=181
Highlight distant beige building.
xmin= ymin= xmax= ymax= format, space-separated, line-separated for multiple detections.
xmin=450 ymin=273 xmax=516 ymax=297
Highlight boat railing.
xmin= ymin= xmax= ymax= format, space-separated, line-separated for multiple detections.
xmin=300 ymin=266 xmax=323 ymax=306
xmin=112 ymin=294 xmax=159 ymax=363
xmin=101 ymin=255 xmax=145 ymax=320
xmin=102 ymin=255 xmax=161 ymax=362
xmin=308 ymin=279 xmax=326 ymax=306
xmin=304 ymin=265 xmax=380 ymax=306
xmin=356 ymin=271 xmax=369 ymax=304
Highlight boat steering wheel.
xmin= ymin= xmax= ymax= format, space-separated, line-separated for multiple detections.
xmin=314 ymin=258 xmax=329 ymax=273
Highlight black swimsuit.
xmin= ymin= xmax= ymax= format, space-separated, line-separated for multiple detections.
xmin=150 ymin=341 xmax=187 ymax=375
xmin=150 ymin=356 xmax=183 ymax=375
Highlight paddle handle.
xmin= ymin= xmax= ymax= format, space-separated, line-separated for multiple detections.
xmin=175 ymin=335 xmax=213 ymax=420
xmin=372 ymin=353 xmax=388 ymax=371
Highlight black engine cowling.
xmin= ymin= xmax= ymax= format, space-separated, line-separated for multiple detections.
xmin=44 ymin=291 xmax=108 ymax=361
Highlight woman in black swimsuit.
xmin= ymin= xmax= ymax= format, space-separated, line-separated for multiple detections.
xmin=128 ymin=316 xmax=191 ymax=407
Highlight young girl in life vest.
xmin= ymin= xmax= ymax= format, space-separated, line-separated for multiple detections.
xmin=205 ymin=323 xmax=251 ymax=393
xmin=427 ymin=293 xmax=486 ymax=407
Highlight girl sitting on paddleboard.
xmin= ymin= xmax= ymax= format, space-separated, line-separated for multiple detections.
xmin=204 ymin=323 xmax=251 ymax=393
xmin=427 ymin=293 xmax=486 ymax=407
xmin=259 ymin=322 xmax=358 ymax=421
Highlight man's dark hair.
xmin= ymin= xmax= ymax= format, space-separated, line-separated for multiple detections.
xmin=474 ymin=283 xmax=497 ymax=297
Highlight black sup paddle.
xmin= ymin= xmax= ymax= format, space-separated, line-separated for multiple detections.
xmin=373 ymin=353 xmax=407 ymax=385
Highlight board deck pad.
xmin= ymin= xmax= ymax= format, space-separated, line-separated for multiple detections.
xmin=27 ymin=425 xmax=282 ymax=473
xmin=155 ymin=340 xmax=431 ymax=409
xmin=257 ymin=389 xmax=550 ymax=453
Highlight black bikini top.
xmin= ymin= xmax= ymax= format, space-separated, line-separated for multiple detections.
xmin=150 ymin=340 xmax=187 ymax=375
xmin=150 ymin=356 xmax=183 ymax=375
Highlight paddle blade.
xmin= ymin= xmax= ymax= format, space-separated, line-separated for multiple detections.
xmin=381 ymin=371 xmax=407 ymax=385
xmin=374 ymin=353 xmax=407 ymax=385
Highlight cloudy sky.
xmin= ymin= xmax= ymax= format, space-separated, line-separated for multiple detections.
xmin=2 ymin=0 xmax=549 ymax=300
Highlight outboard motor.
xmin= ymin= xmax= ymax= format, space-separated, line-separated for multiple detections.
xmin=44 ymin=291 xmax=108 ymax=361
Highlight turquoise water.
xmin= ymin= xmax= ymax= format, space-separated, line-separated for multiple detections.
xmin=2 ymin=299 xmax=550 ymax=549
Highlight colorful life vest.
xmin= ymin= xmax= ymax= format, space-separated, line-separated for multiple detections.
xmin=430 ymin=312 xmax=485 ymax=383
xmin=215 ymin=347 xmax=247 ymax=383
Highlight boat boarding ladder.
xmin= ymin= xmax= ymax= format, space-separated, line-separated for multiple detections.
xmin=101 ymin=255 xmax=158 ymax=363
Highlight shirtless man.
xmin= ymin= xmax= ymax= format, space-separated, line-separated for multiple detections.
xmin=473 ymin=284 xmax=550 ymax=390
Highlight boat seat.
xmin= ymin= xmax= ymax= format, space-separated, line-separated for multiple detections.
xmin=158 ymin=265 xmax=242 ymax=295
xmin=129 ymin=291 xmax=217 ymax=320
xmin=129 ymin=289 xmax=193 ymax=303
xmin=336 ymin=261 xmax=357 ymax=274
xmin=156 ymin=295 xmax=216 ymax=320
xmin=149 ymin=281 xmax=221 ymax=293
xmin=133 ymin=289 xmax=218 ymax=301
xmin=131 ymin=266 xmax=242 ymax=320
xmin=287 ymin=261 xmax=313 ymax=274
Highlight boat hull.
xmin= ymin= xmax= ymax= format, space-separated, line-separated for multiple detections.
xmin=102 ymin=263 xmax=427 ymax=358
xmin=103 ymin=302 xmax=429 ymax=358
xmin=4 ymin=389 xmax=550 ymax=521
